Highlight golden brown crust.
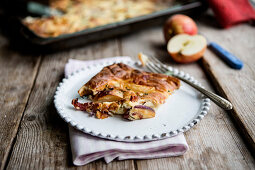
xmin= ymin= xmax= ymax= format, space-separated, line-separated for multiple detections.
xmin=22 ymin=0 xmax=174 ymax=37
xmin=73 ymin=63 xmax=180 ymax=120
xmin=79 ymin=63 xmax=180 ymax=97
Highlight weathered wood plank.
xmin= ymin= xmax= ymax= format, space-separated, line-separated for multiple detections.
xmin=0 ymin=35 xmax=41 ymax=169
xmin=6 ymin=39 xmax=135 ymax=169
xmin=198 ymin=19 xmax=255 ymax=153
xmin=120 ymin=26 xmax=255 ymax=169
xmin=4 ymin=14 xmax=255 ymax=169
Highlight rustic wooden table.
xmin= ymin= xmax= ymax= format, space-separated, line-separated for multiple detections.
xmin=0 ymin=13 xmax=255 ymax=169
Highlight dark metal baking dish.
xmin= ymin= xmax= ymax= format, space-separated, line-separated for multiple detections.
xmin=18 ymin=0 xmax=207 ymax=50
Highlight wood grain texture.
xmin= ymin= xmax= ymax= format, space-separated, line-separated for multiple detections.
xmin=6 ymin=39 xmax=135 ymax=170
xmin=0 ymin=35 xmax=41 ymax=169
xmin=119 ymin=26 xmax=255 ymax=169
xmin=3 ymin=13 xmax=255 ymax=169
xmin=198 ymin=17 xmax=255 ymax=153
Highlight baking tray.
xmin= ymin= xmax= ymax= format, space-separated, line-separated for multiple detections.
xmin=18 ymin=0 xmax=207 ymax=50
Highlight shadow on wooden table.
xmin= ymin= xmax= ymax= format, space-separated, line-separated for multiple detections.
xmin=46 ymin=102 xmax=75 ymax=167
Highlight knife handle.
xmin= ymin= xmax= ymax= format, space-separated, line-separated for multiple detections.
xmin=209 ymin=42 xmax=243 ymax=69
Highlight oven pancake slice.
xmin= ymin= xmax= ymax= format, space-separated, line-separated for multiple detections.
xmin=72 ymin=63 xmax=180 ymax=120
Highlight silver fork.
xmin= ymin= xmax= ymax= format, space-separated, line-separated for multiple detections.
xmin=143 ymin=55 xmax=233 ymax=110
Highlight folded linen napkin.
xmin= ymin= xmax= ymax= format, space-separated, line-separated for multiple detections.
xmin=207 ymin=0 xmax=255 ymax=28
xmin=65 ymin=57 xmax=188 ymax=166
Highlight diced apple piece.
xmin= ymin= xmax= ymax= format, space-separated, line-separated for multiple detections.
xmin=78 ymin=86 xmax=92 ymax=96
xmin=93 ymin=89 xmax=124 ymax=102
xmin=167 ymin=34 xmax=207 ymax=63
xmin=108 ymin=102 xmax=127 ymax=114
xmin=125 ymin=105 xmax=155 ymax=120
xmin=96 ymin=111 xmax=109 ymax=119
xmin=125 ymin=83 xmax=155 ymax=94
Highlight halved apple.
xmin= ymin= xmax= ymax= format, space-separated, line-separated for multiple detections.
xmin=167 ymin=34 xmax=207 ymax=63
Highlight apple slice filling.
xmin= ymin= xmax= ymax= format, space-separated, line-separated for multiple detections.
xmin=72 ymin=82 xmax=160 ymax=120
xmin=124 ymin=105 xmax=155 ymax=120
xmin=72 ymin=97 xmax=156 ymax=120
xmin=72 ymin=63 xmax=180 ymax=120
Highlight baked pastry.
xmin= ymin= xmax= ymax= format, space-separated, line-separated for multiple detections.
xmin=72 ymin=63 xmax=180 ymax=120
xmin=23 ymin=0 xmax=174 ymax=37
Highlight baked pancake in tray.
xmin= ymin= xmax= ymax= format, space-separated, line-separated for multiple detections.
xmin=23 ymin=0 xmax=174 ymax=37
xmin=72 ymin=63 xmax=180 ymax=120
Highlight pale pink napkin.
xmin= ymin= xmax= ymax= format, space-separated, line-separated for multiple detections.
xmin=65 ymin=57 xmax=188 ymax=166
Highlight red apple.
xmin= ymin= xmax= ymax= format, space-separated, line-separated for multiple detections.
xmin=167 ymin=34 xmax=207 ymax=63
xmin=163 ymin=14 xmax=198 ymax=43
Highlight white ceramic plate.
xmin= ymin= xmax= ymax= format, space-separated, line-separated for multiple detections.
xmin=54 ymin=60 xmax=210 ymax=142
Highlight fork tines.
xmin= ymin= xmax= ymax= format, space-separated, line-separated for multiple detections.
xmin=145 ymin=55 xmax=168 ymax=74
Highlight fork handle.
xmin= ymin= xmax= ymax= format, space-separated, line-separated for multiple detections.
xmin=175 ymin=75 xmax=233 ymax=110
